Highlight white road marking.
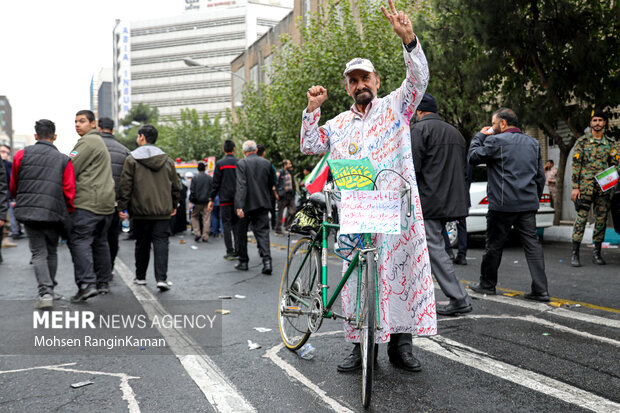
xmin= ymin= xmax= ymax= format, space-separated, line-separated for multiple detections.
xmin=263 ymin=330 xmax=354 ymax=413
xmin=459 ymin=289 xmax=620 ymax=329
xmin=439 ymin=314 xmax=620 ymax=347
xmin=266 ymin=313 xmax=619 ymax=412
xmin=413 ymin=335 xmax=620 ymax=413
xmin=115 ymin=259 xmax=256 ymax=413
xmin=0 ymin=362 xmax=141 ymax=413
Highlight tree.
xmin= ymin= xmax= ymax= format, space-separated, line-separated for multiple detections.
xmin=157 ymin=109 xmax=226 ymax=161
xmin=413 ymin=2 xmax=498 ymax=141
xmin=235 ymin=0 xmax=426 ymax=171
xmin=118 ymin=103 xmax=160 ymax=150
xmin=435 ymin=0 xmax=620 ymax=223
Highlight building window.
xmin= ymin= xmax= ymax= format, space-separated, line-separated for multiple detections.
xmin=233 ymin=67 xmax=245 ymax=108
xmin=250 ymin=64 xmax=259 ymax=89
xmin=304 ymin=0 xmax=311 ymax=26
xmin=263 ymin=54 xmax=273 ymax=85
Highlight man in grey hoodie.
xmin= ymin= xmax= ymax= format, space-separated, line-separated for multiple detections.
xmin=118 ymin=125 xmax=180 ymax=291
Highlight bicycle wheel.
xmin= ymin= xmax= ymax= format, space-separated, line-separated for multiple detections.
xmin=277 ymin=237 xmax=321 ymax=350
xmin=360 ymin=251 xmax=376 ymax=408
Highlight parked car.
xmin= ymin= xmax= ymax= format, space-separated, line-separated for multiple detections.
xmin=445 ymin=165 xmax=555 ymax=246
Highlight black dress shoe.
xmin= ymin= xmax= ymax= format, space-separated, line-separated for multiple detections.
xmin=235 ymin=262 xmax=249 ymax=271
xmin=70 ymin=285 xmax=98 ymax=303
xmin=436 ymin=301 xmax=472 ymax=316
xmin=524 ymin=292 xmax=550 ymax=302
xmin=453 ymin=255 xmax=467 ymax=265
xmin=389 ymin=351 xmax=422 ymax=372
xmin=262 ymin=260 xmax=272 ymax=275
xmin=337 ymin=345 xmax=361 ymax=372
xmin=469 ymin=282 xmax=496 ymax=295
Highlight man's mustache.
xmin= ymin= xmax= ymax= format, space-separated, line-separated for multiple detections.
xmin=355 ymin=88 xmax=372 ymax=97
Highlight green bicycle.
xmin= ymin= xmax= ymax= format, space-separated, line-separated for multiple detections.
xmin=277 ymin=175 xmax=411 ymax=408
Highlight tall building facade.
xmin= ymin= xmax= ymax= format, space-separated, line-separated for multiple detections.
xmin=98 ymin=81 xmax=113 ymax=120
xmin=90 ymin=68 xmax=113 ymax=119
xmin=0 ymin=96 xmax=13 ymax=149
xmin=112 ymin=0 xmax=293 ymax=126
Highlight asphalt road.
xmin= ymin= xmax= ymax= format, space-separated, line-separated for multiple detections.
xmin=0 ymin=229 xmax=618 ymax=412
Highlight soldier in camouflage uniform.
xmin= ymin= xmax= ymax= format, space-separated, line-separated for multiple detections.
xmin=570 ymin=109 xmax=619 ymax=266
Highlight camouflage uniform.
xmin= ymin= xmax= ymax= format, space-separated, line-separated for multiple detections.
xmin=571 ymin=132 xmax=619 ymax=242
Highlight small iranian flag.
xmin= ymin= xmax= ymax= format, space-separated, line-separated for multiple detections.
xmin=304 ymin=151 xmax=330 ymax=194
xmin=595 ymin=166 xmax=619 ymax=192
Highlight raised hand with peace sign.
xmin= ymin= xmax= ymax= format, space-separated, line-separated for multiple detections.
xmin=381 ymin=0 xmax=416 ymax=45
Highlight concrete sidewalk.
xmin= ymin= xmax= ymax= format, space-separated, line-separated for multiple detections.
xmin=542 ymin=224 xmax=620 ymax=245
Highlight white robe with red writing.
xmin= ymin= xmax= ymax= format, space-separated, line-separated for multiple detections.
xmin=300 ymin=42 xmax=437 ymax=342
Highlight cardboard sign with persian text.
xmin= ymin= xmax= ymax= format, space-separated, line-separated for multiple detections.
xmin=340 ymin=190 xmax=401 ymax=234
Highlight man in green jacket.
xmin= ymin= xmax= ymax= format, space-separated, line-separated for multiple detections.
xmin=68 ymin=110 xmax=116 ymax=302
xmin=118 ymin=125 xmax=180 ymax=291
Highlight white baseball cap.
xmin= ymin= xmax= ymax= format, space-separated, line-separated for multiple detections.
xmin=343 ymin=58 xmax=376 ymax=76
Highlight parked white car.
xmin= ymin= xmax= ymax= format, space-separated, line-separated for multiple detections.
xmin=446 ymin=165 xmax=555 ymax=245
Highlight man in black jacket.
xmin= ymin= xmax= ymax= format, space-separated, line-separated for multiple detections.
xmin=10 ymin=120 xmax=75 ymax=308
xmin=468 ymin=108 xmax=550 ymax=302
xmin=190 ymin=162 xmax=212 ymax=242
xmin=411 ymin=93 xmax=472 ymax=316
xmin=275 ymin=159 xmax=297 ymax=235
xmin=209 ymin=140 xmax=239 ymax=260
xmin=98 ymin=117 xmax=130 ymax=288
xmin=235 ymin=140 xmax=275 ymax=274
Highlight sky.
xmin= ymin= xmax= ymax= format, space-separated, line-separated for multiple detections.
xmin=0 ymin=0 xmax=181 ymax=154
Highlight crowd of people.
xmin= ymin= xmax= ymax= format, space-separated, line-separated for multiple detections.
xmin=0 ymin=111 xmax=305 ymax=308
xmin=0 ymin=0 xmax=617 ymax=383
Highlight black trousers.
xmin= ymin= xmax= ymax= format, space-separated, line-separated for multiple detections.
xmin=387 ymin=333 xmax=412 ymax=356
xmin=238 ymin=208 xmax=271 ymax=264
xmin=68 ymin=209 xmax=112 ymax=287
xmin=480 ymin=210 xmax=548 ymax=294
xmin=107 ymin=212 xmax=121 ymax=269
xmin=442 ymin=217 xmax=467 ymax=258
xmin=220 ymin=204 xmax=239 ymax=255
xmin=455 ymin=218 xmax=467 ymax=258
xmin=133 ymin=219 xmax=170 ymax=282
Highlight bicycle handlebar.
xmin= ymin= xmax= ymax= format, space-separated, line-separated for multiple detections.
xmin=323 ymin=180 xmax=412 ymax=219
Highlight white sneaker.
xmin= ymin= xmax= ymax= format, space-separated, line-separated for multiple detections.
xmin=134 ymin=279 xmax=147 ymax=285
xmin=35 ymin=294 xmax=53 ymax=309
xmin=156 ymin=281 xmax=171 ymax=291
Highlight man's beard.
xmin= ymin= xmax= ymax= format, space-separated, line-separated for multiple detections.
xmin=354 ymin=88 xmax=374 ymax=105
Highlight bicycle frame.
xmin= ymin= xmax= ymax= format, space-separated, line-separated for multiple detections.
xmin=284 ymin=180 xmax=410 ymax=328
xmin=286 ymin=219 xmax=379 ymax=328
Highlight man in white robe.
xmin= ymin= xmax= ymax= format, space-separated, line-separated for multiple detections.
xmin=300 ymin=0 xmax=436 ymax=373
